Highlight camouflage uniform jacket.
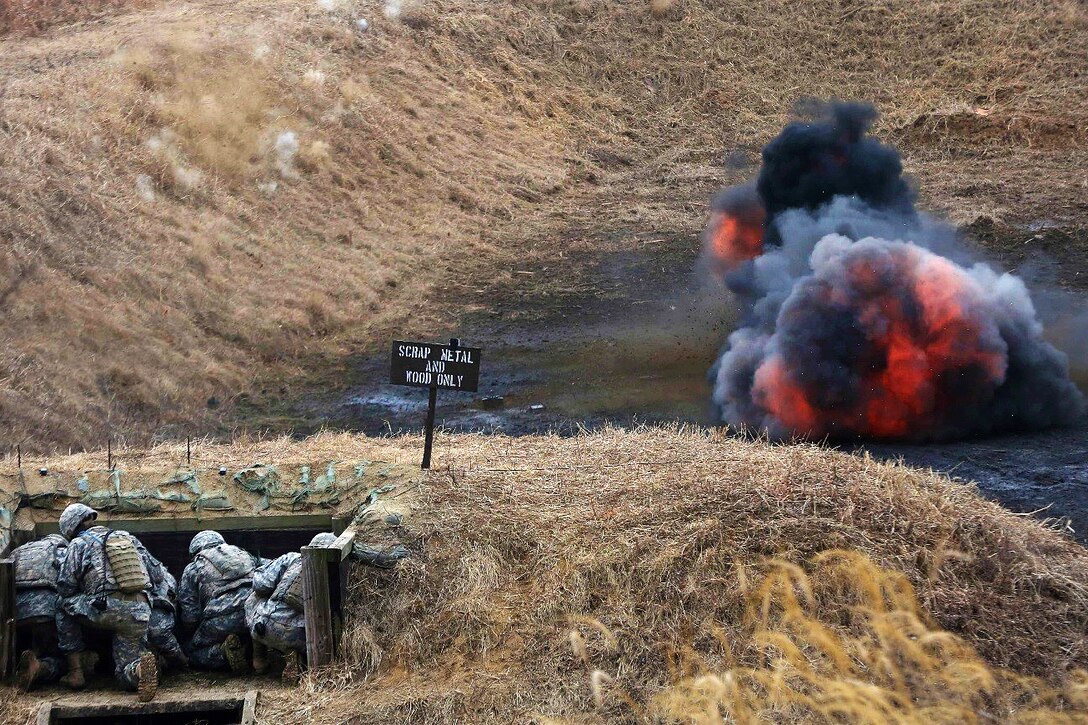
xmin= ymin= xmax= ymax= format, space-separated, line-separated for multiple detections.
xmin=58 ymin=526 xmax=165 ymax=599
xmin=13 ymin=534 xmax=68 ymax=621
xmin=251 ymin=552 xmax=302 ymax=625
xmin=178 ymin=544 xmax=260 ymax=627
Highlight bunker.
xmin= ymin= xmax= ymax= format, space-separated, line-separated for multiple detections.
xmin=0 ymin=456 xmax=421 ymax=707
xmin=1 ymin=515 xmax=366 ymax=680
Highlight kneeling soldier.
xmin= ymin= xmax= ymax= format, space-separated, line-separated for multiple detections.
xmin=246 ymin=532 xmax=337 ymax=681
xmin=56 ymin=504 xmax=159 ymax=701
xmin=12 ymin=531 xmax=85 ymax=689
xmin=178 ymin=530 xmax=260 ymax=672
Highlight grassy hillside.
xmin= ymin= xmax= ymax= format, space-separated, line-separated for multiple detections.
xmin=3 ymin=427 xmax=1087 ymax=722
xmin=1 ymin=0 xmax=1086 ymax=450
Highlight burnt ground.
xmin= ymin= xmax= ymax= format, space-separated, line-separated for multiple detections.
xmin=241 ymin=222 xmax=1088 ymax=543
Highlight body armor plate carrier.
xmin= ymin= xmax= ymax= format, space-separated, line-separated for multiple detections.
xmin=273 ymin=559 xmax=306 ymax=612
xmin=13 ymin=536 xmax=65 ymax=591
xmin=197 ymin=544 xmax=255 ymax=598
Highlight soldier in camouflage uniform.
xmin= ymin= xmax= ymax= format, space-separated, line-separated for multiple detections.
xmin=147 ymin=560 xmax=188 ymax=671
xmin=12 ymin=532 xmax=70 ymax=689
xmin=178 ymin=530 xmax=260 ymax=672
xmin=56 ymin=503 xmax=159 ymax=701
xmin=245 ymin=532 xmax=337 ymax=680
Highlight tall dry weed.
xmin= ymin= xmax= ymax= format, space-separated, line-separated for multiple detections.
xmin=563 ymin=551 xmax=1088 ymax=723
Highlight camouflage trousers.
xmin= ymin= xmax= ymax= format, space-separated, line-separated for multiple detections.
xmin=251 ymin=615 xmax=305 ymax=657
xmin=57 ymin=593 xmax=151 ymax=689
xmin=184 ymin=610 xmax=247 ymax=670
xmin=149 ymin=606 xmax=186 ymax=666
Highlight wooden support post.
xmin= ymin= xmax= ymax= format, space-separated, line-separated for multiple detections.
xmin=302 ymin=545 xmax=335 ymax=668
xmin=302 ymin=531 xmax=356 ymax=669
xmin=0 ymin=558 xmax=15 ymax=682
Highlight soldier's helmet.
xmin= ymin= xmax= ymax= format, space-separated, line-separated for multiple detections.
xmin=309 ymin=532 xmax=337 ymax=547
xmin=59 ymin=503 xmax=98 ymax=540
xmin=189 ymin=530 xmax=226 ymax=555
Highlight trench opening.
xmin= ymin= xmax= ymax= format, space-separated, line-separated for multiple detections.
xmin=27 ymin=514 xmax=347 ymax=580
xmin=40 ymin=692 xmax=255 ymax=724
xmin=12 ymin=515 xmax=347 ymax=683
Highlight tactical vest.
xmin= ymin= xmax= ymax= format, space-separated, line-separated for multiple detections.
xmin=13 ymin=536 xmax=65 ymax=591
xmin=272 ymin=558 xmax=306 ymax=612
xmin=102 ymin=532 xmax=151 ymax=594
xmin=197 ymin=544 xmax=255 ymax=599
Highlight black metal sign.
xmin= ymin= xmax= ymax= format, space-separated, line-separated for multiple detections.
xmin=390 ymin=340 xmax=481 ymax=392
xmin=390 ymin=339 xmax=481 ymax=469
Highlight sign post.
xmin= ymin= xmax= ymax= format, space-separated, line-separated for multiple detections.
xmin=390 ymin=338 xmax=482 ymax=469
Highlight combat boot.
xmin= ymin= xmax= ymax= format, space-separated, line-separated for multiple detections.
xmin=136 ymin=651 xmax=158 ymax=702
xmin=169 ymin=651 xmax=190 ymax=672
xmin=59 ymin=652 xmax=86 ymax=689
xmin=16 ymin=650 xmax=43 ymax=691
xmin=281 ymin=650 xmax=300 ymax=685
xmin=80 ymin=650 xmax=100 ymax=673
xmin=221 ymin=634 xmax=247 ymax=673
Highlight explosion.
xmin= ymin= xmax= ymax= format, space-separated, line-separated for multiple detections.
xmin=708 ymin=102 xmax=1085 ymax=441
xmin=707 ymin=184 xmax=766 ymax=274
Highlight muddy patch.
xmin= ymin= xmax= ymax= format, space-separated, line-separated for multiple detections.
xmin=245 ymin=223 xmax=1088 ymax=541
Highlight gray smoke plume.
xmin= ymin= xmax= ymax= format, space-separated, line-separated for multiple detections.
xmin=708 ymin=102 xmax=1085 ymax=441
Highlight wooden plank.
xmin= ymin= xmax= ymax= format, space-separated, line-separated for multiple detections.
xmin=47 ymin=696 xmax=248 ymax=717
xmin=301 ymin=546 xmax=335 ymax=668
xmin=35 ymin=702 xmax=51 ymax=725
xmin=328 ymin=529 xmax=356 ymax=560
xmin=241 ymin=689 xmax=258 ymax=724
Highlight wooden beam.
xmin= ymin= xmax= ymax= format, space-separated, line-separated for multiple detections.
xmin=41 ymin=695 xmax=253 ymax=720
xmin=328 ymin=529 xmax=356 ymax=560
xmin=241 ymin=689 xmax=258 ymax=725
xmin=34 ymin=514 xmax=336 ymax=536
xmin=301 ymin=546 xmax=335 ymax=668
xmin=0 ymin=558 xmax=14 ymax=682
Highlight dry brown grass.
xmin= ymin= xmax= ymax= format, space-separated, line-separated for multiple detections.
xmin=0 ymin=0 xmax=149 ymax=36
xmin=3 ymin=426 xmax=1088 ymax=722
xmin=1 ymin=0 xmax=1086 ymax=451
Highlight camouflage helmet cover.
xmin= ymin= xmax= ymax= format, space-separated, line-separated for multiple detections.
xmin=59 ymin=503 xmax=98 ymax=540
xmin=189 ymin=530 xmax=226 ymax=555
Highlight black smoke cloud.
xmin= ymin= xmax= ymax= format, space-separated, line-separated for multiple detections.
xmin=709 ymin=101 xmax=1085 ymax=441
